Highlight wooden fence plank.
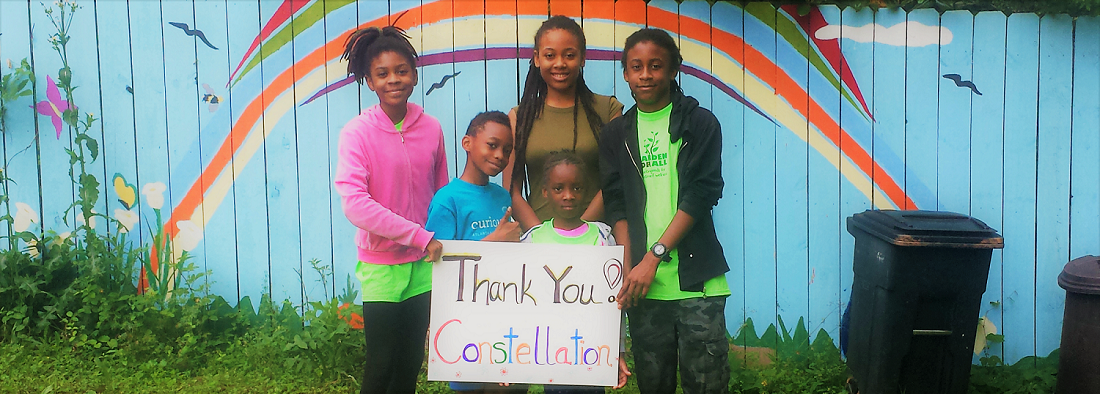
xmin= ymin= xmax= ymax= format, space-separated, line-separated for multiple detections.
xmin=741 ymin=2 xmax=779 ymax=337
xmin=839 ymin=4 xmax=877 ymax=331
xmin=1070 ymin=17 xmax=1100 ymax=261
xmin=451 ymin=0 xmax=487 ymax=175
xmin=772 ymin=5 xmax=811 ymax=338
xmin=905 ymin=8 xmax=941 ymax=210
xmin=970 ymin=10 xmax=1008 ymax=360
xmin=30 ymin=0 xmax=77 ymax=238
xmin=162 ymin=0 xmax=208 ymax=290
xmin=225 ymin=0 xmax=270 ymax=307
xmin=871 ymin=7 xmax=907 ymax=213
xmin=66 ymin=1 xmax=106 ymax=235
xmin=1001 ymin=12 xmax=1040 ymax=362
xmin=94 ymin=0 xmax=141 ymax=243
xmin=258 ymin=0 xmax=304 ymax=309
xmin=581 ymin=0 xmax=615 ymax=102
xmin=1034 ymin=13 xmax=1073 ymax=358
xmin=937 ymin=10 xmax=974 ymax=214
xmin=126 ymin=1 xmax=174 ymax=288
xmin=192 ymin=0 xmax=238 ymax=301
xmin=709 ymin=0 xmax=747 ymax=345
xmin=293 ymin=0 xmax=336 ymax=304
xmin=807 ymin=4 xmax=843 ymax=338
xmin=1 ymin=0 xmax=43 ymax=244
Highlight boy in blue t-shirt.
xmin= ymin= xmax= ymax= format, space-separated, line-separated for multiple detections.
xmin=425 ymin=110 xmax=524 ymax=393
xmin=427 ymin=110 xmax=521 ymax=243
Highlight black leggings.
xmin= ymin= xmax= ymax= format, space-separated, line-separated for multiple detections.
xmin=361 ymin=292 xmax=431 ymax=394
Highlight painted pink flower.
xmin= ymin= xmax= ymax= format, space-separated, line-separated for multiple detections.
xmin=34 ymin=75 xmax=73 ymax=139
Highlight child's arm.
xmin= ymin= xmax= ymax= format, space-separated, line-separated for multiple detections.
xmin=425 ymin=198 xmax=459 ymax=242
xmin=618 ymin=211 xmax=694 ymax=308
xmin=335 ymin=129 xmax=435 ymax=251
xmin=580 ymin=192 xmax=604 ymax=223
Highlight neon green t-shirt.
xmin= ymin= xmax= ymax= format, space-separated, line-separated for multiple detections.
xmin=637 ymin=103 xmax=730 ymax=300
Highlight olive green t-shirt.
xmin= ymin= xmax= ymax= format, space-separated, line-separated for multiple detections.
xmin=637 ymin=103 xmax=730 ymax=300
xmin=515 ymin=94 xmax=623 ymax=221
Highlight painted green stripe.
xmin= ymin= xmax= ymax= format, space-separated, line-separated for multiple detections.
xmin=746 ymin=5 xmax=868 ymax=120
xmin=234 ymin=0 xmax=354 ymax=85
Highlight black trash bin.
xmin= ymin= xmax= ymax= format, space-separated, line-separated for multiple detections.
xmin=845 ymin=210 xmax=1004 ymax=394
xmin=1057 ymin=255 xmax=1100 ymax=394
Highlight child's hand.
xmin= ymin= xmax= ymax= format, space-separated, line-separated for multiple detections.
xmin=614 ymin=353 xmax=632 ymax=389
xmin=618 ymin=254 xmax=659 ymax=309
xmin=484 ymin=208 xmax=521 ymax=242
xmin=425 ymin=238 xmax=443 ymax=262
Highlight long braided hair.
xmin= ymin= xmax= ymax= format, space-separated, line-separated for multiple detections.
xmin=341 ymin=25 xmax=418 ymax=85
xmin=511 ymin=16 xmax=604 ymax=196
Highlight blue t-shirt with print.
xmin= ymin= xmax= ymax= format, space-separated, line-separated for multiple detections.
xmin=425 ymin=178 xmax=511 ymax=241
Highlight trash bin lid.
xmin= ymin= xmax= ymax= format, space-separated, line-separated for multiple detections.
xmin=846 ymin=210 xmax=1004 ymax=249
xmin=1059 ymin=255 xmax=1100 ymax=295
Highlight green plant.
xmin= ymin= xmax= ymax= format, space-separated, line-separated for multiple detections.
xmin=729 ymin=317 xmax=848 ymax=393
xmin=969 ymin=349 xmax=1058 ymax=393
xmin=41 ymin=0 xmax=101 ymax=238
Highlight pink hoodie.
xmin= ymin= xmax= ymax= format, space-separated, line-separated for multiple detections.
xmin=335 ymin=102 xmax=448 ymax=265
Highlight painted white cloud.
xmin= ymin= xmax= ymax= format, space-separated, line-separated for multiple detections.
xmin=815 ymin=21 xmax=952 ymax=47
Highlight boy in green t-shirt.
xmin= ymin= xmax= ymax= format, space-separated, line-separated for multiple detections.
xmin=599 ymin=28 xmax=731 ymax=393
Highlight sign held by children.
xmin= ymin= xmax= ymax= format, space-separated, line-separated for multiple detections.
xmin=428 ymin=240 xmax=625 ymax=386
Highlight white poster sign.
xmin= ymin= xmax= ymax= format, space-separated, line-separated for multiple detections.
xmin=428 ymin=240 xmax=625 ymax=387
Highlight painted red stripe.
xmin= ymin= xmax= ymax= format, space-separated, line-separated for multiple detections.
xmin=780 ymin=5 xmax=874 ymax=121
xmin=227 ymin=0 xmax=310 ymax=85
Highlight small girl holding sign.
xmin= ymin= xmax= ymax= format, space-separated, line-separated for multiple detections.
xmin=521 ymin=151 xmax=631 ymax=392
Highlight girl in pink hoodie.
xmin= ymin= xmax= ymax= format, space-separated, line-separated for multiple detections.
xmin=334 ymin=25 xmax=447 ymax=394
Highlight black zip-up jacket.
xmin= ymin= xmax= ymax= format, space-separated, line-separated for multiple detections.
xmin=599 ymin=89 xmax=729 ymax=292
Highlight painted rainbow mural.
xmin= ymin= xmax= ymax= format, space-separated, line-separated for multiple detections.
xmin=163 ymin=0 xmax=920 ymax=250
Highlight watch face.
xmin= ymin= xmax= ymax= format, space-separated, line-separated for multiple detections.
xmin=653 ymin=244 xmax=667 ymax=256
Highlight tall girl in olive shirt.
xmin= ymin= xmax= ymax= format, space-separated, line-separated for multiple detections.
xmin=504 ymin=15 xmax=623 ymax=230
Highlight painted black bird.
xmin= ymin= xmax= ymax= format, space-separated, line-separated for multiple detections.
xmin=426 ymin=71 xmax=461 ymax=96
xmin=169 ymin=22 xmax=218 ymax=50
xmin=942 ymin=74 xmax=982 ymax=96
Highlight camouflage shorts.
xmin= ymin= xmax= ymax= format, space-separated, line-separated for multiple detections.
xmin=627 ymin=297 xmax=730 ymax=394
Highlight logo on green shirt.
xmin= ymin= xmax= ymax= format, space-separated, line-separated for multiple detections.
xmin=640 ymin=131 xmax=669 ymax=169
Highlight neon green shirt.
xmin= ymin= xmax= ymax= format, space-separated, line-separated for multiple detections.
xmin=637 ymin=103 xmax=730 ymax=300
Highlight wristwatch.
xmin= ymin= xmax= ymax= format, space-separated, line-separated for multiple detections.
xmin=650 ymin=242 xmax=671 ymax=262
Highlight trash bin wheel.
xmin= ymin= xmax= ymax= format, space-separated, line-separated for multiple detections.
xmin=845 ymin=376 xmax=859 ymax=394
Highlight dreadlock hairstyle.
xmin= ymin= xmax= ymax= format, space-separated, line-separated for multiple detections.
xmin=512 ymin=16 xmax=605 ymax=196
xmin=341 ymin=25 xmax=418 ymax=85
xmin=465 ymin=110 xmax=511 ymax=137
xmin=541 ymin=150 xmax=588 ymax=189
xmin=621 ymin=28 xmax=685 ymax=95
